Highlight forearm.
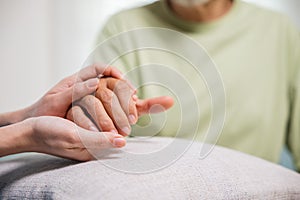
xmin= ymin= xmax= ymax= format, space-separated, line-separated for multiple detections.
xmin=0 ymin=107 xmax=32 ymax=127
xmin=0 ymin=118 xmax=33 ymax=157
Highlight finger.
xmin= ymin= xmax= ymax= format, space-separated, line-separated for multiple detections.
xmin=76 ymin=95 xmax=118 ymax=134
xmin=95 ymin=84 xmax=131 ymax=136
xmin=132 ymin=94 xmax=138 ymax=101
xmin=53 ymin=65 xmax=121 ymax=91
xmin=64 ymin=78 xmax=99 ymax=103
xmin=66 ymin=106 xmax=99 ymax=132
xmin=77 ymin=129 xmax=126 ymax=149
xmin=136 ymin=96 xmax=174 ymax=116
xmin=120 ymin=77 xmax=137 ymax=92
xmin=76 ymin=64 xmax=122 ymax=82
xmin=52 ymin=78 xmax=99 ymax=114
xmin=105 ymin=78 xmax=138 ymax=124
xmin=101 ymin=66 xmax=123 ymax=79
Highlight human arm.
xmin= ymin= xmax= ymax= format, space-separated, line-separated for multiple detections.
xmin=0 ymin=64 xmax=122 ymax=128
xmin=0 ymin=64 xmax=126 ymax=160
xmin=0 ymin=116 xmax=125 ymax=160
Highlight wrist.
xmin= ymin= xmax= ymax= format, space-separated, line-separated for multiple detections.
xmin=0 ymin=106 xmax=32 ymax=126
xmin=0 ymin=118 xmax=34 ymax=157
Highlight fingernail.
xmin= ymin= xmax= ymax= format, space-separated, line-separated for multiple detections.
xmin=128 ymin=115 xmax=136 ymax=124
xmin=113 ymin=138 xmax=126 ymax=147
xmin=132 ymin=95 xmax=138 ymax=101
xmin=87 ymin=78 xmax=99 ymax=88
xmin=121 ymin=127 xmax=131 ymax=135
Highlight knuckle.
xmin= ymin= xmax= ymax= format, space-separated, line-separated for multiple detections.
xmin=73 ymin=105 xmax=82 ymax=112
xmin=70 ymin=105 xmax=81 ymax=115
xmin=99 ymin=78 xmax=108 ymax=86
xmin=128 ymin=104 xmax=137 ymax=115
xmin=82 ymin=95 xmax=96 ymax=105
xmin=66 ymin=109 xmax=74 ymax=120
xmin=114 ymin=116 xmax=129 ymax=128
xmin=99 ymin=89 xmax=113 ymax=104
xmin=115 ymin=80 xmax=130 ymax=91
xmin=95 ymin=88 xmax=101 ymax=99
xmin=99 ymin=119 xmax=113 ymax=130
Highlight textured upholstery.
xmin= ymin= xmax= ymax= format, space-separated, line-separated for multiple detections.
xmin=0 ymin=137 xmax=299 ymax=199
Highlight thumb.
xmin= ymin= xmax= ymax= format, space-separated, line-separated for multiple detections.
xmin=136 ymin=96 xmax=174 ymax=116
xmin=77 ymin=128 xmax=126 ymax=149
xmin=64 ymin=78 xmax=99 ymax=103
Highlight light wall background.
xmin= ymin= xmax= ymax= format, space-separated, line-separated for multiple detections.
xmin=0 ymin=0 xmax=299 ymax=112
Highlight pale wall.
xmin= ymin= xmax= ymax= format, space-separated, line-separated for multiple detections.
xmin=0 ymin=0 xmax=299 ymax=112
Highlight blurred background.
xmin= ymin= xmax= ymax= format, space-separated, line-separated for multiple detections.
xmin=0 ymin=0 xmax=299 ymax=112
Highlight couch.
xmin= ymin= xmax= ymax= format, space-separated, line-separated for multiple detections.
xmin=0 ymin=137 xmax=299 ymax=199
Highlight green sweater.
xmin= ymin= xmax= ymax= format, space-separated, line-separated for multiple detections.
xmin=94 ymin=0 xmax=300 ymax=170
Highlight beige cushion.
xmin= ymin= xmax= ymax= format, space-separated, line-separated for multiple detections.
xmin=0 ymin=137 xmax=299 ymax=199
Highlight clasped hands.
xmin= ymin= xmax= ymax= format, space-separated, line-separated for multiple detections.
xmin=0 ymin=64 xmax=173 ymax=161
xmin=65 ymin=65 xmax=174 ymax=159
xmin=67 ymin=77 xmax=174 ymax=136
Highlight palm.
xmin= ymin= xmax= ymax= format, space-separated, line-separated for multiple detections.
xmin=31 ymin=116 xmax=123 ymax=161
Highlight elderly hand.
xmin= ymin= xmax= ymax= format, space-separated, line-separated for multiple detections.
xmin=67 ymin=77 xmax=174 ymax=136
